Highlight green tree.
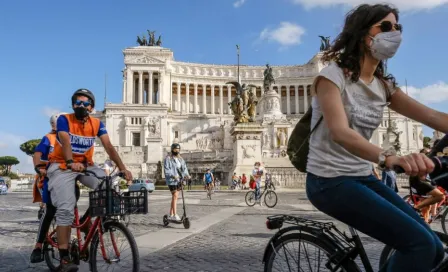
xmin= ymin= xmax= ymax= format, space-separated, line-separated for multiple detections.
xmin=20 ymin=139 xmax=41 ymax=156
xmin=0 ymin=156 xmax=20 ymax=175
xmin=423 ymin=137 xmax=431 ymax=148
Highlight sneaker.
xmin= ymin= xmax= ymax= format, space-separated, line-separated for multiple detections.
xmin=174 ymin=214 xmax=181 ymax=221
xmin=57 ymin=256 xmax=78 ymax=272
xmin=30 ymin=247 xmax=44 ymax=263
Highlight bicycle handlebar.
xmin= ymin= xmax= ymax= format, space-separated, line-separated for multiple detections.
xmin=67 ymin=165 xmax=125 ymax=180
xmin=393 ymin=156 xmax=448 ymax=183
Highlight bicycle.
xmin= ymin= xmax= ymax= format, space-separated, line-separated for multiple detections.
xmin=262 ymin=156 xmax=448 ymax=272
xmin=42 ymin=169 xmax=148 ymax=272
xmin=262 ymin=214 xmax=448 ymax=271
xmin=245 ymin=184 xmax=278 ymax=208
xmin=403 ymin=184 xmax=448 ymax=233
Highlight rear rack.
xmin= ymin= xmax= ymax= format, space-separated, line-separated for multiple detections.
xmin=266 ymin=214 xmax=356 ymax=250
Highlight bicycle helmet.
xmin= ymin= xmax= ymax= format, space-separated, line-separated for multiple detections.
xmin=171 ymin=143 xmax=181 ymax=150
xmin=71 ymin=88 xmax=95 ymax=108
xmin=50 ymin=112 xmax=68 ymax=126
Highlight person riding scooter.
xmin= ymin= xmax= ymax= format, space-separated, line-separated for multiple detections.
xmin=163 ymin=143 xmax=190 ymax=221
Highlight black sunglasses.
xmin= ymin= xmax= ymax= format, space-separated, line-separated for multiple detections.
xmin=373 ymin=21 xmax=403 ymax=33
xmin=74 ymin=100 xmax=92 ymax=107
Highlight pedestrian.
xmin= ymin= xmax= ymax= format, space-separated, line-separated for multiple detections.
xmin=252 ymin=162 xmax=264 ymax=205
xmin=241 ymin=173 xmax=247 ymax=189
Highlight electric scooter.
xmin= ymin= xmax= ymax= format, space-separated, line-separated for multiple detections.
xmin=163 ymin=170 xmax=190 ymax=229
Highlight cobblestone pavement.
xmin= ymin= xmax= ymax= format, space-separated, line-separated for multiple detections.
xmin=0 ymin=190 xmax=444 ymax=271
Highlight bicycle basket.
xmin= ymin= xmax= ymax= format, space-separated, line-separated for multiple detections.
xmin=89 ymin=189 xmax=148 ymax=217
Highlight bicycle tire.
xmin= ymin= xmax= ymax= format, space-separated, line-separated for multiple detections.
xmin=264 ymin=232 xmax=359 ymax=272
xmin=264 ymin=190 xmax=278 ymax=208
xmin=43 ymin=240 xmax=59 ymax=272
xmin=441 ymin=207 xmax=448 ymax=234
xmin=89 ymin=221 xmax=139 ymax=272
xmin=245 ymin=191 xmax=256 ymax=207
xmin=379 ymin=245 xmax=394 ymax=271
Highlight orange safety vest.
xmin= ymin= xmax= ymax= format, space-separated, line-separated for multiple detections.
xmin=49 ymin=113 xmax=100 ymax=169
xmin=32 ymin=133 xmax=57 ymax=203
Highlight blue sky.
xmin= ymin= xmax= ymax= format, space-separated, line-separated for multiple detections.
xmin=1 ymin=0 xmax=447 ymax=173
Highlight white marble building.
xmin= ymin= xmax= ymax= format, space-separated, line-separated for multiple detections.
xmin=93 ymin=45 xmax=424 ymax=187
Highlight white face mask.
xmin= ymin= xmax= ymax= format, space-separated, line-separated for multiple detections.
xmin=369 ymin=31 xmax=402 ymax=60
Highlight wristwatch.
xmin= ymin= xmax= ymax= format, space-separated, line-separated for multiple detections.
xmin=378 ymin=148 xmax=396 ymax=170
xmin=66 ymin=159 xmax=74 ymax=167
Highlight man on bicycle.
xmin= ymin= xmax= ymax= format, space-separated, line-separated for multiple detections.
xmin=203 ymin=169 xmax=214 ymax=191
xmin=164 ymin=143 xmax=190 ymax=221
xmin=47 ymin=89 xmax=132 ymax=272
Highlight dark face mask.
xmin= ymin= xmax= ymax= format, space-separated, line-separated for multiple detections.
xmin=172 ymin=151 xmax=179 ymax=156
xmin=74 ymin=107 xmax=89 ymax=120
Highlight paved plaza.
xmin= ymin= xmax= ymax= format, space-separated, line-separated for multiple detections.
xmin=0 ymin=190 xmax=417 ymax=271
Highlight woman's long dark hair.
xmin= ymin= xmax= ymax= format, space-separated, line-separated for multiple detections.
xmin=322 ymin=4 xmax=399 ymax=95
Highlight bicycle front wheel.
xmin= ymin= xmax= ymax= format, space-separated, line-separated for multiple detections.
xmin=264 ymin=190 xmax=278 ymax=208
xmin=265 ymin=232 xmax=359 ymax=272
xmin=90 ymin=221 xmax=139 ymax=272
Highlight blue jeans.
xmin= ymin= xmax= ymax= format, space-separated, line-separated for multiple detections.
xmin=306 ymin=173 xmax=444 ymax=272
xmin=255 ymin=182 xmax=261 ymax=200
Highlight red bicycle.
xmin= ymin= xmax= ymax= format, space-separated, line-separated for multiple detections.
xmin=42 ymin=170 xmax=147 ymax=272
xmin=403 ymin=184 xmax=448 ymax=234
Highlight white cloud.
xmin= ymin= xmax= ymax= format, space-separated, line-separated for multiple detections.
xmin=233 ymin=0 xmax=246 ymax=8
xmin=406 ymin=81 xmax=448 ymax=104
xmin=42 ymin=106 xmax=61 ymax=118
xmin=290 ymin=0 xmax=448 ymax=11
xmin=259 ymin=22 xmax=306 ymax=48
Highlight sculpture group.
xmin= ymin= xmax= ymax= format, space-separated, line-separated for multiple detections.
xmin=319 ymin=36 xmax=331 ymax=51
xmin=137 ymin=30 xmax=162 ymax=46
xmin=227 ymin=82 xmax=258 ymax=123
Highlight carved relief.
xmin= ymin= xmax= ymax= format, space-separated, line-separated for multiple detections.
xmin=241 ymin=145 xmax=256 ymax=158
xmin=262 ymin=131 xmax=271 ymax=149
xmin=277 ymin=128 xmax=288 ymax=146
xmin=146 ymin=116 xmax=161 ymax=137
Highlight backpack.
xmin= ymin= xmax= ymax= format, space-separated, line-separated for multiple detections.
xmin=287 ymin=106 xmax=323 ymax=173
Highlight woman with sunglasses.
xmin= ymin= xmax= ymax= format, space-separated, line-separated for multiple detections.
xmin=306 ymin=4 xmax=447 ymax=271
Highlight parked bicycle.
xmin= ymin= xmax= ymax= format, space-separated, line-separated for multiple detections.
xmin=245 ymin=186 xmax=277 ymax=208
xmin=42 ymin=170 xmax=147 ymax=272
xmin=262 ymin=156 xmax=448 ymax=272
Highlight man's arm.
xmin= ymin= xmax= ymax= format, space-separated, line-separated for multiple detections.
xmin=56 ymin=116 xmax=73 ymax=162
xmin=33 ymin=152 xmax=43 ymax=166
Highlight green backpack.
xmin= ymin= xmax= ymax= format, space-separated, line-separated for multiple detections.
xmin=287 ymin=107 xmax=323 ymax=173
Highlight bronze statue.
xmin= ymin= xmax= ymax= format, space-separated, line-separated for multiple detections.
xmin=137 ymin=33 xmax=149 ymax=46
xmin=156 ymin=35 xmax=162 ymax=46
xmin=263 ymin=64 xmax=275 ymax=92
xmin=147 ymin=30 xmax=156 ymax=46
xmin=319 ymin=36 xmax=331 ymax=51
xmin=227 ymin=81 xmax=257 ymax=123
xmin=247 ymin=86 xmax=258 ymax=121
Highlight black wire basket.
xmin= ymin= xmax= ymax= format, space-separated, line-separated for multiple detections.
xmin=89 ymin=189 xmax=148 ymax=217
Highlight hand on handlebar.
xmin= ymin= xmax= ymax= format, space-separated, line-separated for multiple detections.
xmin=70 ymin=162 xmax=85 ymax=172
xmin=386 ymin=153 xmax=435 ymax=178
xmin=38 ymin=169 xmax=47 ymax=176
xmin=120 ymin=169 xmax=133 ymax=182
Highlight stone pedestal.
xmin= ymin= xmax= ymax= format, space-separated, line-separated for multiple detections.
xmin=146 ymin=138 xmax=163 ymax=164
xmin=229 ymin=123 xmax=264 ymax=184
xmin=258 ymin=88 xmax=284 ymax=121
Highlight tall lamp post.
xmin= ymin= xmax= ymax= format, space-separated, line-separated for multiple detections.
xmin=236 ymin=44 xmax=240 ymax=84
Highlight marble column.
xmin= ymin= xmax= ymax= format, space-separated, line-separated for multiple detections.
xmin=185 ymin=83 xmax=190 ymax=113
xmin=211 ymin=85 xmax=215 ymax=114
xmin=138 ymin=71 xmax=143 ymax=105
xmin=227 ymin=85 xmax=231 ymax=114
xmin=294 ymin=85 xmax=299 ymax=114
xmin=148 ymin=71 xmax=153 ymax=104
xmin=194 ymin=84 xmax=198 ymax=113
xmin=177 ymin=83 xmax=181 ymax=112
xmin=122 ymin=78 xmax=126 ymax=103
xmin=126 ymin=70 xmax=132 ymax=103
xmin=202 ymin=84 xmax=207 ymax=114
xmin=304 ymin=85 xmax=308 ymax=110
xmin=219 ymin=85 xmax=223 ymax=115
xmin=286 ymin=85 xmax=291 ymax=115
